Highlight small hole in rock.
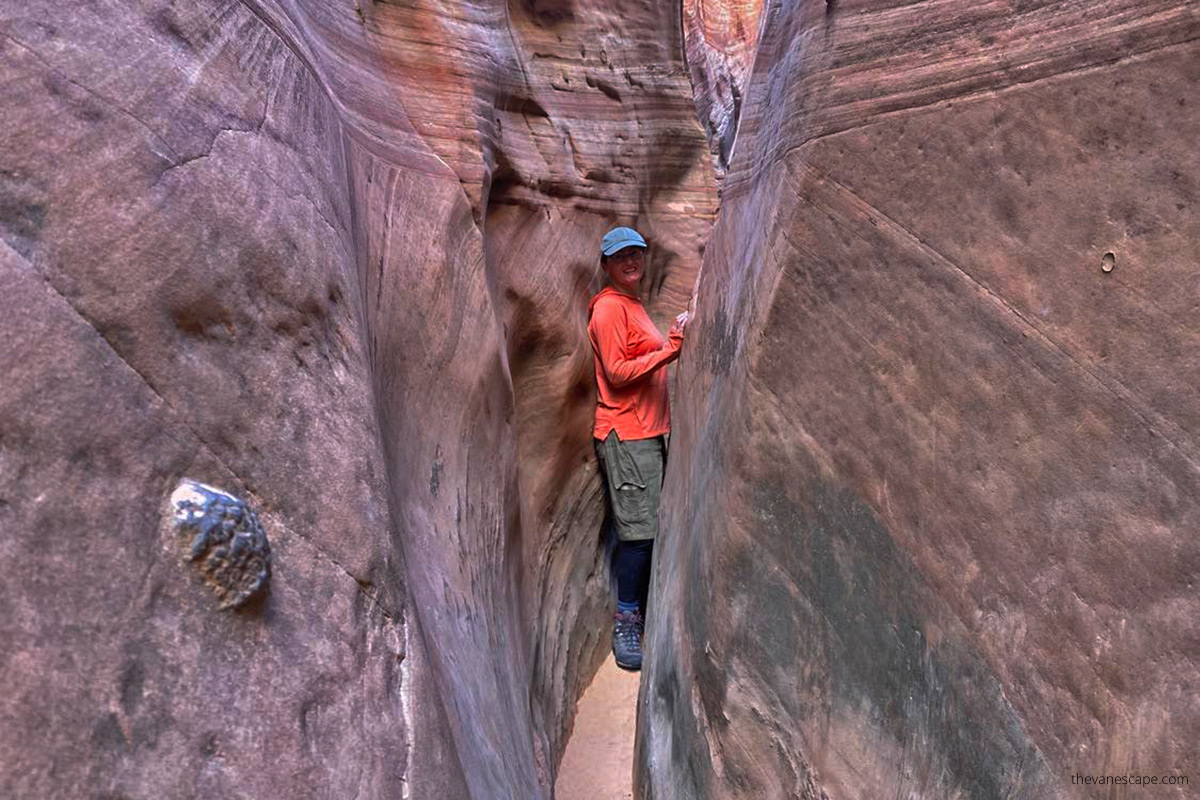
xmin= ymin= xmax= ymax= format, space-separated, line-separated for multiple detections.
xmin=1101 ymin=252 xmax=1115 ymax=273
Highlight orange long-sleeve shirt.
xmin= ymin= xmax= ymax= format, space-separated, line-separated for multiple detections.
xmin=587 ymin=286 xmax=682 ymax=441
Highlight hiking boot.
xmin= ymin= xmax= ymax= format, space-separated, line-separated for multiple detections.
xmin=613 ymin=610 xmax=643 ymax=671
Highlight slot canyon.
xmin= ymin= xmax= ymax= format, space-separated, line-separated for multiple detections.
xmin=2 ymin=0 xmax=1198 ymax=798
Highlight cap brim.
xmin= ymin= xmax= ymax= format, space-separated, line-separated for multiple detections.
xmin=601 ymin=240 xmax=647 ymax=256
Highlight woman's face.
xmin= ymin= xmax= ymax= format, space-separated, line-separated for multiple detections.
xmin=603 ymin=246 xmax=645 ymax=292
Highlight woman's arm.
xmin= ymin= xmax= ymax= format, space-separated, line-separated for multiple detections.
xmin=589 ymin=301 xmax=683 ymax=388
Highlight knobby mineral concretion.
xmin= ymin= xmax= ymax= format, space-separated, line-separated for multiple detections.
xmin=170 ymin=479 xmax=271 ymax=609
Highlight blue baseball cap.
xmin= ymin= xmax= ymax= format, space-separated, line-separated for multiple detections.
xmin=601 ymin=226 xmax=647 ymax=257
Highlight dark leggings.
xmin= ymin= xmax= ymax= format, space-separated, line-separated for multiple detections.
xmin=615 ymin=538 xmax=654 ymax=608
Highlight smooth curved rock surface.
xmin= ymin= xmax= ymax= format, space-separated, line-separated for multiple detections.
xmin=1 ymin=1 xmax=714 ymax=797
xmin=641 ymin=1 xmax=1200 ymax=797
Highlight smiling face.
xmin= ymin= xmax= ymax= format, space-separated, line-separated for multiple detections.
xmin=602 ymin=246 xmax=646 ymax=293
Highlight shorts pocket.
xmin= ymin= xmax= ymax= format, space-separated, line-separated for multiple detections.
xmin=602 ymin=431 xmax=654 ymax=537
xmin=614 ymin=480 xmax=651 ymax=527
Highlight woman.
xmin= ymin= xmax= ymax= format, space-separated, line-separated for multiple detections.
xmin=587 ymin=226 xmax=692 ymax=671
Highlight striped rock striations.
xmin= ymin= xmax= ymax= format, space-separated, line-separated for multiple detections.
xmin=682 ymin=0 xmax=763 ymax=172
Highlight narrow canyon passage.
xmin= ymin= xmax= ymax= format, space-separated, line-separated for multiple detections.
xmin=3 ymin=0 xmax=1199 ymax=798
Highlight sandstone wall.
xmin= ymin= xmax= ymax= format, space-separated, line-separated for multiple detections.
xmin=641 ymin=0 xmax=1200 ymax=797
xmin=8 ymin=0 xmax=1198 ymax=797
xmin=0 ymin=1 xmax=714 ymax=797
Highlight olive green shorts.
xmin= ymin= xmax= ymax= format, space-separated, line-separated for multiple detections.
xmin=594 ymin=430 xmax=667 ymax=542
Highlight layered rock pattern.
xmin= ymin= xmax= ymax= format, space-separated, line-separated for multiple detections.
xmin=1 ymin=0 xmax=713 ymax=797
xmin=642 ymin=0 xmax=1200 ymax=797
xmin=682 ymin=0 xmax=763 ymax=171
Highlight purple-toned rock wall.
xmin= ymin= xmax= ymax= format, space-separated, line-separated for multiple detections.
xmin=1 ymin=1 xmax=713 ymax=797
xmin=641 ymin=0 xmax=1200 ymax=797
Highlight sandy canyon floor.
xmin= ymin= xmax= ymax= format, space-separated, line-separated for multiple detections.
xmin=555 ymin=655 xmax=640 ymax=800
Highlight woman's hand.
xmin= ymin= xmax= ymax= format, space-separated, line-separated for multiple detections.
xmin=668 ymin=310 xmax=693 ymax=339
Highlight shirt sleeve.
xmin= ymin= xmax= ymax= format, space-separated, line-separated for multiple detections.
xmin=589 ymin=299 xmax=682 ymax=388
